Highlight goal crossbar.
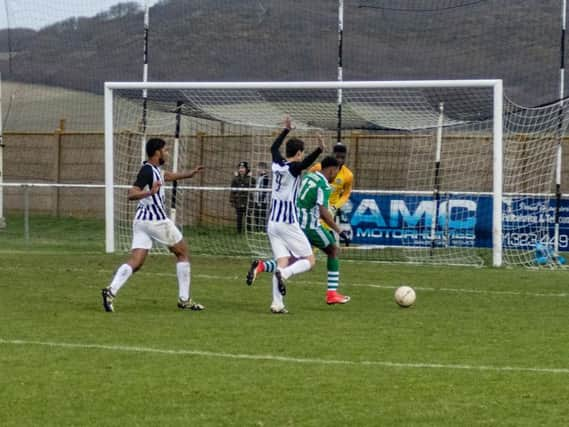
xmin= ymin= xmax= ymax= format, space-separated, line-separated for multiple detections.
xmin=105 ymin=80 xmax=503 ymax=90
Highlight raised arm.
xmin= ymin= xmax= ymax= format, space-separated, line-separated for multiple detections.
xmin=271 ymin=129 xmax=289 ymax=163
xmin=271 ymin=115 xmax=293 ymax=163
xmin=298 ymin=146 xmax=322 ymax=170
xmin=164 ymin=165 xmax=204 ymax=182
xmin=290 ymin=133 xmax=325 ymax=176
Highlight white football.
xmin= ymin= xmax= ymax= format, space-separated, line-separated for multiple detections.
xmin=394 ymin=286 xmax=416 ymax=307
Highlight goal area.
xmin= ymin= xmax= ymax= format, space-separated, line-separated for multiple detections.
xmin=104 ymin=80 xmax=568 ymax=268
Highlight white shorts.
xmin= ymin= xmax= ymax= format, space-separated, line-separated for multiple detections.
xmin=131 ymin=219 xmax=183 ymax=250
xmin=267 ymin=221 xmax=313 ymax=260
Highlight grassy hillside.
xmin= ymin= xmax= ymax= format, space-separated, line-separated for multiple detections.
xmin=0 ymin=0 xmax=564 ymax=107
xmin=1 ymin=81 xmax=103 ymax=132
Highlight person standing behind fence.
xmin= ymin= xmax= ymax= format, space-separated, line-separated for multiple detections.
xmin=230 ymin=161 xmax=256 ymax=234
xmin=254 ymin=161 xmax=271 ymax=231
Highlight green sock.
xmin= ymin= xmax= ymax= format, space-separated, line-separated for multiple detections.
xmin=327 ymin=257 xmax=339 ymax=292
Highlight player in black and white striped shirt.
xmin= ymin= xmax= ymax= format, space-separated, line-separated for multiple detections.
xmin=264 ymin=115 xmax=324 ymax=313
xmin=102 ymin=138 xmax=205 ymax=312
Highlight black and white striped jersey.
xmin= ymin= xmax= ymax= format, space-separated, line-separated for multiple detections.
xmin=268 ymin=129 xmax=322 ymax=224
xmin=133 ymin=162 xmax=168 ymax=221
xmin=269 ymin=161 xmax=301 ymax=224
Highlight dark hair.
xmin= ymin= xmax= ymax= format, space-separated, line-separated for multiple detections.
xmin=285 ymin=138 xmax=305 ymax=158
xmin=146 ymin=138 xmax=166 ymax=158
xmin=321 ymin=155 xmax=340 ymax=169
xmin=333 ymin=143 xmax=347 ymax=154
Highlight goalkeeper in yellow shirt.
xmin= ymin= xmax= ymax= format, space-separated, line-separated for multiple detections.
xmin=310 ymin=142 xmax=354 ymax=232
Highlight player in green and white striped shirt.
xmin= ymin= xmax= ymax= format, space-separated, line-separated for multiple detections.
xmin=246 ymin=156 xmax=351 ymax=305
xmin=297 ymin=156 xmax=351 ymax=304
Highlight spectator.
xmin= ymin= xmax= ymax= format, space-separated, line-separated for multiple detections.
xmin=230 ymin=161 xmax=256 ymax=233
xmin=254 ymin=161 xmax=271 ymax=231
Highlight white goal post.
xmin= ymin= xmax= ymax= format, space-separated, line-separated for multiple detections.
xmin=104 ymin=80 xmax=504 ymax=266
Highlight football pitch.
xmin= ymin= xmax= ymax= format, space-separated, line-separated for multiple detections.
xmin=2 ymin=242 xmax=569 ymax=426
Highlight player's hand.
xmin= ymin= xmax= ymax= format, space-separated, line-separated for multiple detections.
xmin=150 ymin=180 xmax=161 ymax=195
xmin=316 ymin=133 xmax=325 ymax=151
xmin=190 ymin=165 xmax=205 ymax=177
xmin=283 ymin=114 xmax=293 ymax=130
xmin=339 ymin=230 xmax=351 ymax=246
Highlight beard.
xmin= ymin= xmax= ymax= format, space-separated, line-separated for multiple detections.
xmin=159 ymin=158 xmax=165 ymax=165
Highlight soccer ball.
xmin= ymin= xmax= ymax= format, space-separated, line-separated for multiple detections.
xmin=394 ymin=286 xmax=416 ymax=308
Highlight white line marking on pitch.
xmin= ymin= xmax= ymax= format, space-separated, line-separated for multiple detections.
xmin=0 ymin=264 xmax=566 ymax=299
xmin=1 ymin=338 xmax=567 ymax=375
xmin=121 ymin=271 xmax=569 ymax=299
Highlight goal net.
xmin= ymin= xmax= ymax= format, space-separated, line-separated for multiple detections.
xmin=104 ymin=81 xmax=568 ymax=267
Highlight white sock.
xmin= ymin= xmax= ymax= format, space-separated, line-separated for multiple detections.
xmin=177 ymin=261 xmax=191 ymax=301
xmin=280 ymin=259 xmax=311 ymax=280
xmin=109 ymin=264 xmax=133 ymax=295
xmin=271 ymin=274 xmax=284 ymax=308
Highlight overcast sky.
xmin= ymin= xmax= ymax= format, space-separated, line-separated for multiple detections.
xmin=0 ymin=0 xmax=161 ymax=30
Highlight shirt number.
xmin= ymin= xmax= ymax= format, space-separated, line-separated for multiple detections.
xmin=299 ymin=180 xmax=317 ymax=201
xmin=274 ymin=172 xmax=283 ymax=192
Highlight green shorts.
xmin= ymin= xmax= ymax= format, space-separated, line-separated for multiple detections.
xmin=302 ymin=226 xmax=337 ymax=249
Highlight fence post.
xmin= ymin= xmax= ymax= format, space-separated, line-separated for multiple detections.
xmin=54 ymin=118 xmax=66 ymax=217
xmin=352 ymin=131 xmax=360 ymax=182
xmin=23 ymin=184 xmax=30 ymax=242
xmin=197 ymin=132 xmax=206 ymax=226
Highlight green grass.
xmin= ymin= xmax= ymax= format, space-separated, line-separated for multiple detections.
xmin=0 ymin=214 xmax=105 ymax=252
xmin=0 ymin=213 xmax=249 ymax=255
xmin=0 ymin=213 xmax=493 ymax=263
xmin=2 ymin=217 xmax=569 ymax=425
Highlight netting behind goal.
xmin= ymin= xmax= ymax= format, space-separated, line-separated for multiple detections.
xmin=502 ymin=100 xmax=566 ymax=267
xmin=106 ymin=82 xmax=568 ymax=267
